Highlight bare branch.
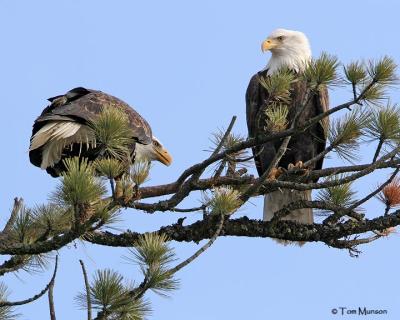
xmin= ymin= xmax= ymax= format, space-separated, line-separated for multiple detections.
xmin=79 ymin=260 xmax=92 ymax=320
xmin=48 ymin=275 xmax=56 ymax=320
xmin=0 ymin=255 xmax=58 ymax=307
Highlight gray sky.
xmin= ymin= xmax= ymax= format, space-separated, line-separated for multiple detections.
xmin=1 ymin=0 xmax=400 ymax=319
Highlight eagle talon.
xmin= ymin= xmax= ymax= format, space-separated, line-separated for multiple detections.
xmin=288 ymin=161 xmax=309 ymax=176
xmin=267 ymin=167 xmax=285 ymax=180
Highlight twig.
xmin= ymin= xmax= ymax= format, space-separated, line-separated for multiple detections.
xmin=372 ymin=138 xmax=384 ymax=163
xmin=0 ymin=255 xmax=28 ymax=276
xmin=109 ymin=179 xmax=115 ymax=198
xmin=131 ymin=214 xmax=225 ymax=300
xmin=168 ymin=214 xmax=225 ymax=274
xmin=79 ymin=260 xmax=92 ymax=320
xmin=48 ymin=274 xmax=56 ymax=320
xmin=304 ymin=144 xmax=335 ymax=168
xmin=171 ymin=205 xmax=207 ymax=213
xmin=1 ymin=198 xmax=23 ymax=237
xmin=350 ymin=168 xmax=399 ymax=210
xmin=176 ymin=116 xmax=237 ymax=186
xmin=0 ymin=255 xmax=58 ymax=307
xmin=270 ymin=200 xmax=363 ymax=222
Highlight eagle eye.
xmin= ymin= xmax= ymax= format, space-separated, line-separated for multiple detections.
xmin=277 ymin=36 xmax=285 ymax=41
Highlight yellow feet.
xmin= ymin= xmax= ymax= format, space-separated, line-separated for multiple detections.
xmin=268 ymin=167 xmax=285 ymax=180
xmin=288 ymin=161 xmax=308 ymax=176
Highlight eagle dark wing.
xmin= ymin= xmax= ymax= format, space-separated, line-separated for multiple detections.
xmin=245 ymin=70 xmax=329 ymax=179
xmin=33 ymin=87 xmax=152 ymax=145
xmin=30 ymin=87 xmax=153 ymax=177
xmin=314 ymin=86 xmax=329 ymax=171
xmin=245 ymin=69 xmax=271 ymax=176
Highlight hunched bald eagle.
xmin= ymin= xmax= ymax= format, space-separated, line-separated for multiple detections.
xmin=29 ymin=87 xmax=172 ymax=177
xmin=246 ymin=29 xmax=329 ymax=225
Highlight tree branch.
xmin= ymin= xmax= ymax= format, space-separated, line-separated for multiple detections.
xmin=79 ymin=260 xmax=92 ymax=320
xmin=0 ymin=255 xmax=58 ymax=307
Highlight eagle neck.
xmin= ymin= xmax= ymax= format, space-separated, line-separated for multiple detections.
xmin=266 ymin=49 xmax=311 ymax=75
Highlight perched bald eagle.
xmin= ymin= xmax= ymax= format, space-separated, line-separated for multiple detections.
xmin=246 ymin=29 xmax=329 ymax=225
xmin=29 ymin=87 xmax=172 ymax=177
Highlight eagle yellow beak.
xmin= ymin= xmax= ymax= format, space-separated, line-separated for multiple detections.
xmin=261 ymin=38 xmax=277 ymax=52
xmin=155 ymin=147 xmax=173 ymax=166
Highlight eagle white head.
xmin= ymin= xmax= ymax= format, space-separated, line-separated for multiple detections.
xmin=261 ymin=28 xmax=312 ymax=75
xmin=134 ymin=136 xmax=172 ymax=166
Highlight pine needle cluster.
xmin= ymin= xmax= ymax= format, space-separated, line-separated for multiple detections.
xmin=75 ymin=269 xmax=150 ymax=320
xmin=344 ymin=56 xmax=398 ymax=105
xmin=329 ymin=110 xmax=370 ymax=162
xmin=259 ymin=67 xmax=295 ymax=102
xmin=94 ymin=158 xmax=126 ymax=179
xmin=367 ymin=56 xmax=398 ymax=85
xmin=0 ymin=283 xmax=18 ymax=320
xmin=264 ymin=103 xmax=289 ymax=132
xmin=303 ymin=52 xmax=340 ymax=89
xmin=51 ymin=158 xmax=106 ymax=207
xmin=317 ymin=175 xmax=357 ymax=209
xmin=90 ymin=107 xmax=134 ymax=161
xmin=205 ymin=187 xmax=242 ymax=216
xmin=365 ymin=103 xmax=400 ymax=145
xmin=344 ymin=61 xmax=367 ymax=85
xmin=377 ymin=177 xmax=400 ymax=208
xmin=129 ymin=233 xmax=178 ymax=296
xmin=130 ymin=161 xmax=151 ymax=187
xmin=211 ymin=130 xmax=248 ymax=160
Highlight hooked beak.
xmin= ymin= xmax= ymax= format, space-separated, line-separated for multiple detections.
xmin=155 ymin=147 xmax=173 ymax=166
xmin=261 ymin=38 xmax=277 ymax=52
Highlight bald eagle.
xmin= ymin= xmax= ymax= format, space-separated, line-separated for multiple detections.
xmin=29 ymin=87 xmax=172 ymax=177
xmin=246 ymin=29 xmax=329 ymax=225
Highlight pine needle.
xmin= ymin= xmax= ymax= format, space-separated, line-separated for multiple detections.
xmin=51 ymin=157 xmax=106 ymax=207
xmin=344 ymin=61 xmax=367 ymax=85
xmin=130 ymin=161 xmax=151 ymax=186
xmin=259 ymin=67 xmax=295 ymax=102
xmin=75 ymin=269 xmax=150 ymax=319
xmin=0 ymin=283 xmax=19 ymax=320
xmin=264 ymin=103 xmax=289 ymax=132
xmin=317 ymin=175 xmax=357 ymax=209
xmin=302 ymin=52 xmax=340 ymax=88
xmin=127 ymin=233 xmax=178 ymax=296
xmin=89 ymin=107 xmax=134 ymax=162
xmin=365 ymin=103 xmax=400 ymax=143
xmin=94 ymin=158 xmax=126 ymax=179
xmin=329 ymin=109 xmax=370 ymax=162
xmin=204 ymin=186 xmax=242 ymax=216
xmin=367 ymin=56 xmax=398 ymax=85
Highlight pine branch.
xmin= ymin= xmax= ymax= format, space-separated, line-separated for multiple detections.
xmin=79 ymin=260 xmax=92 ymax=320
xmin=0 ymin=255 xmax=58 ymax=307
xmin=48 ymin=276 xmax=56 ymax=320
xmin=349 ymin=168 xmax=400 ymax=211
xmin=0 ymin=256 xmax=29 ymax=276
xmin=1 ymin=198 xmax=24 ymax=236
xmin=168 ymin=214 xmax=224 ymax=274
xmin=86 ymin=212 xmax=400 ymax=249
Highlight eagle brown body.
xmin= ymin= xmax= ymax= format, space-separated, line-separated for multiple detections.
xmin=29 ymin=87 xmax=157 ymax=177
xmin=246 ymin=69 xmax=329 ymax=179
xmin=246 ymin=69 xmax=329 ymax=225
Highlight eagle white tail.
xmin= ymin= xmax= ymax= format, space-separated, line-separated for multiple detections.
xmin=29 ymin=121 xmax=96 ymax=169
xmin=264 ymin=189 xmax=313 ymax=223
xmin=264 ymin=189 xmax=313 ymax=245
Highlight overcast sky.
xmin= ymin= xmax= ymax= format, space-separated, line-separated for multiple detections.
xmin=1 ymin=0 xmax=400 ymax=319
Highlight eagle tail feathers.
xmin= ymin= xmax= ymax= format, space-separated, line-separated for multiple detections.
xmin=264 ymin=189 xmax=313 ymax=245
xmin=30 ymin=121 xmax=96 ymax=169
